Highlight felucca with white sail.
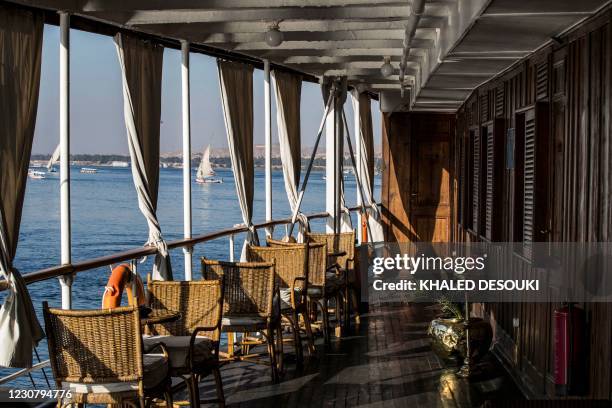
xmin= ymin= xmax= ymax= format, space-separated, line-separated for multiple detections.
xmin=195 ymin=145 xmax=222 ymax=184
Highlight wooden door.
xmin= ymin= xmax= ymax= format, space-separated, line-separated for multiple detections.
xmin=409 ymin=119 xmax=451 ymax=242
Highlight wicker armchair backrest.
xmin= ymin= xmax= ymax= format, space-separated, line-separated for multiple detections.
xmin=147 ymin=278 xmax=224 ymax=340
xmin=307 ymin=230 xmax=355 ymax=267
xmin=266 ymin=238 xmax=326 ymax=287
xmin=201 ymin=259 xmax=275 ymax=318
xmin=246 ymin=243 xmax=308 ymax=290
xmin=43 ymin=303 xmax=143 ymax=385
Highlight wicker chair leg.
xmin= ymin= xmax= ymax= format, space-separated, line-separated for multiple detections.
xmin=275 ymin=321 xmax=284 ymax=374
xmin=211 ymin=366 xmax=226 ymax=407
xmin=343 ymin=285 xmax=350 ymax=331
xmin=164 ymin=390 xmax=173 ymax=408
xmin=350 ymin=286 xmax=361 ymax=324
xmin=318 ymin=298 xmax=331 ymax=345
xmin=300 ymin=307 xmax=316 ymax=355
xmin=191 ymin=373 xmax=202 ymax=408
xmin=334 ymin=293 xmax=343 ymax=338
xmin=266 ymin=325 xmax=280 ymax=383
xmin=290 ymin=311 xmax=304 ymax=365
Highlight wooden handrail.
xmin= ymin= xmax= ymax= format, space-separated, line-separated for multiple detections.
xmin=0 ymin=209 xmax=366 ymax=291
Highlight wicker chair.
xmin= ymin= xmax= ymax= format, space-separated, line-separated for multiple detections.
xmin=145 ymin=277 xmax=225 ymax=408
xmin=307 ymin=230 xmax=359 ymax=327
xmin=201 ymin=259 xmax=282 ymax=383
xmin=246 ymin=243 xmax=315 ymax=364
xmin=267 ymin=238 xmax=337 ymax=344
xmin=43 ymin=302 xmax=172 ymax=407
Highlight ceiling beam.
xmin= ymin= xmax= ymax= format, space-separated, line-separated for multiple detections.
xmin=88 ymin=5 xmax=414 ymax=25
xmin=197 ymin=29 xmax=406 ymax=44
xmin=78 ymin=0 xmax=408 ymax=11
xmin=219 ymin=39 xmax=433 ymax=52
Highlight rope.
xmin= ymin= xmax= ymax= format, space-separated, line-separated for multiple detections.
xmin=341 ymin=108 xmax=375 ymax=242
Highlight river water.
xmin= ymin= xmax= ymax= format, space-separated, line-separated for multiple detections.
xmin=2 ymin=166 xmax=380 ymax=386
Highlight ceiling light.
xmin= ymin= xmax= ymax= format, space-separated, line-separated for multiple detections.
xmin=265 ymin=23 xmax=284 ymax=47
xmin=380 ymin=57 xmax=394 ymax=77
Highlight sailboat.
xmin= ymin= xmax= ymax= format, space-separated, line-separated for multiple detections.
xmin=47 ymin=144 xmax=60 ymax=172
xmin=195 ymin=145 xmax=222 ymax=184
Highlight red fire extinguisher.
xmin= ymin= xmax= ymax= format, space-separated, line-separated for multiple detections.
xmin=554 ymin=303 xmax=587 ymax=396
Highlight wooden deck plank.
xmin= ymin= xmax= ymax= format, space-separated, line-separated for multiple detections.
xmin=192 ymin=303 xmax=523 ymax=407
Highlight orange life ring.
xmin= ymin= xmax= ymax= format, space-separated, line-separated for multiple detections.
xmin=102 ymin=264 xmax=146 ymax=308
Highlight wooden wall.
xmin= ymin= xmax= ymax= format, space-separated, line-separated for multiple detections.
xmin=452 ymin=7 xmax=612 ymax=400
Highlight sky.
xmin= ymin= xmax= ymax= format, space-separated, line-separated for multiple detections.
xmin=33 ymin=25 xmax=382 ymax=155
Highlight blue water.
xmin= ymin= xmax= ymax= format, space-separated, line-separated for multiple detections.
xmin=2 ymin=166 xmax=380 ymax=386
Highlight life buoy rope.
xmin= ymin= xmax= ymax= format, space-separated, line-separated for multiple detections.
xmin=102 ymin=263 xmax=146 ymax=308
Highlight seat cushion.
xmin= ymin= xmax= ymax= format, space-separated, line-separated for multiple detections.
xmin=143 ymin=335 xmax=214 ymax=369
xmin=221 ymin=315 xmax=266 ymax=329
xmin=277 ymin=287 xmax=302 ymax=310
xmin=61 ymin=353 xmax=168 ymax=393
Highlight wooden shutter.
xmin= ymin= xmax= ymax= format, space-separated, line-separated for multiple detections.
xmin=516 ymin=103 xmax=550 ymax=259
xmin=472 ymin=128 xmax=480 ymax=233
xmin=523 ymin=110 xmax=536 ymax=248
xmin=480 ymin=92 xmax=489 ymax=123
xmin=535 ymin=60 xmax=549 ymax=101
xmin=495 ymin=84 xmax=504 ymax=118
xmin=459 ymin=132 xmax=466 ymax=226
xmin=484 ymin=119 xmax=505 ymax=241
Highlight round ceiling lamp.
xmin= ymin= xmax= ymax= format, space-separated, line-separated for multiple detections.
xmin=265 ymin=22 xmax=284 ymax=47
xmin=380 ymin=57 xmax=394 ymax=77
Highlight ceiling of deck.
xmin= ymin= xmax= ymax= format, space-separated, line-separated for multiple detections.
xmin=12 ymin=0 xmax=612 ymax=111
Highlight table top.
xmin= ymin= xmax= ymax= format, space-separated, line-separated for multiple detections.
xmin=140 ymin=310 xmax=181 ymax=327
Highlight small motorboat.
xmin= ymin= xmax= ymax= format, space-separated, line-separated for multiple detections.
xmin=80 ymin=167 xmax=98 ymax=174
xmin=28 ymin=169 xmax=46 ymax=179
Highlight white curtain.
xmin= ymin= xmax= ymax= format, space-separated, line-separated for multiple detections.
xmin=217 ymin=60 xmax=259 ymax=260
xmin=0 ymin=5 xmax=45 ymax=368
xmin=351 ymin=90 xmax=384 ymax=242
xmin=272 ymin=70 xmax=309 ymax=242
xmin=321 ymin=79 xmax=354 ymax=233
xmin=115 ymin=33 xmax=172 ymax=280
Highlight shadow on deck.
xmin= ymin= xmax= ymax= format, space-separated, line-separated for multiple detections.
xmin=195 ymin=304 xmax=524 ymax=407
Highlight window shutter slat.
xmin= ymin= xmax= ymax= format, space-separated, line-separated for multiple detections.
xmin=472 ymin=130 xmax=480 ymax=232
xmin=523 ymin=112 xmax=536 ymax=258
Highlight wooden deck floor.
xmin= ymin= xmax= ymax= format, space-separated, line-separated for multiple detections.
xmin=195 ymin=303 xmax=524 ymax=408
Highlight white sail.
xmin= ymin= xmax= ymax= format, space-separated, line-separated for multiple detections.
xmin=196 ymin=145 xmax=214 ymax=179
xmin=47 ymin=144 xmax=60 ymax=171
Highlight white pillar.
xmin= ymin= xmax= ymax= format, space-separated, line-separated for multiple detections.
xmin=354 ymin=93 xmax=364 ymax=244
xmin=264 ymin=60 xmax=273 ymax=237
xmin=325 ymin=80 xmax=344 ymax=233
xmin=181 ymin=41 xmax=193 ymax=280
xmin=59 ymin=12 xmax=72 ymax=309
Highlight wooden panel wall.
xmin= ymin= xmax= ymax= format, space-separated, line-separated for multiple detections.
xmin=452 ymin=8 xmax=612 ymax=400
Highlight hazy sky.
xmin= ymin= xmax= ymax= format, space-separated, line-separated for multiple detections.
xmin=33 ymin=25 xmax=381 ymax=155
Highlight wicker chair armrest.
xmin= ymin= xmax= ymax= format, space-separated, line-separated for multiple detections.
xmin=190 ymin=327 xmax=221 ymax=364
xmin=291 ymin=277 xmax=307 ymax=307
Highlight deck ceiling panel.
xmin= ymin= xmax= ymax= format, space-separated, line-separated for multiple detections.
xmin=412 ymin=0 xmax=610 ymax=111
xmin=11 ymin=0 xmax=612 ymax=111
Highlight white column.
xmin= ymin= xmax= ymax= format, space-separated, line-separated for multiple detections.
xmin=59 ymin=12 xmax=72 ymax=309
xmin=181 ymin=41 xmax=193 ymax=280
xmin=354 ymin=93 xmax=363 ymax=244
xmin=264 ymin=60 xmax=273 ymax=237
xmin=325 ymin=80 xmax=343 ymax=233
